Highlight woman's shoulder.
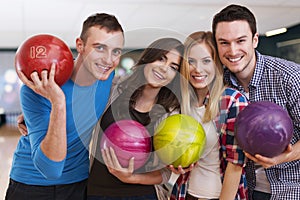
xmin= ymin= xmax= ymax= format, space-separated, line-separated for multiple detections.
xmin=220 ymin=87 xmax=249 ymax=111
xmin=223 ymin=87 xmax=247 ymax=101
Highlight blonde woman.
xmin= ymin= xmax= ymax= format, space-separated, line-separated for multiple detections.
xmin=170 ymin=31 xmax=249 ymax=200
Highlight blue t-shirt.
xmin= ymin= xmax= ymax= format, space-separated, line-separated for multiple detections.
xmin=10 ymin=72 xmax=114 ymax=185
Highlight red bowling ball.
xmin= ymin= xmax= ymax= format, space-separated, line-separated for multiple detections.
xmin=235 ymin=101 xmax=293 ymax=157
xmin=100 ymin=120 xmax=152 ymax=170
xmin=15 ymin=34 xmax=74 ymax=86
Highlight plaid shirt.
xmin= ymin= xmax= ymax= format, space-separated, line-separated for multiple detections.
xmin=214 ymin=87 xmax=249 ymax=200
xmin=171 ymin=87 xmax=249 ymax=200
xmin=170 ymin=172 xmax=190 ymax=200
xmin=224 ymin=50 xmax=300 ymax=200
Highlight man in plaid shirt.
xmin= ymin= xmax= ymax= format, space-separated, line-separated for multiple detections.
xmin=212 ymin=4 xmax=300 ymax=200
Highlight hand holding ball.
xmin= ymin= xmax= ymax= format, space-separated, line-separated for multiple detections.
xmin=100 ymin=120 xmax=152 ymax=171
xmin=15 ymin=34 xmax=74 ymax=86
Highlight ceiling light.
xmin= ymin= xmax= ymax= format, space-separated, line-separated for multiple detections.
xmin=265 ymin=28 xmax=287 ymax=37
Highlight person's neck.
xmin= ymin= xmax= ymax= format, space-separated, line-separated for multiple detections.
xmin=236 ymin=69 xmax=254 ymax=93
xmin=196 ymin=87 xmax=208 ymax=107
xmin=135 ymin=85 xmax=160 ymax=113
xmin=235 ymin=57 xmax=256 ymax=93
xmin=71 ymin=58 xmax=97 ymax=86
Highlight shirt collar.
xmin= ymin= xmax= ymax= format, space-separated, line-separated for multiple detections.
xmin=251 ymin=50 xmax=265 ymax=87
xmin=228 ymin=50 xmax=264 ymax=90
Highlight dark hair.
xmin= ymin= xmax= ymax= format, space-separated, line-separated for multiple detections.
xmin=115 ymin=38 xmax=183 ymax=128
xmin=80 ymin=13 xmax=123 ymax=42
xmin=212 ymin=4 xmax=257 ymax=38
xmin=135 ymin=37 xmax=184 ymax=67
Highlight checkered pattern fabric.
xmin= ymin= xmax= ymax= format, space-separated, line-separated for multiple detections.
xmin=224 ymin=50 xmax=300 ymax=199
xmin=170 ymin=87 xmax=249 ymax=200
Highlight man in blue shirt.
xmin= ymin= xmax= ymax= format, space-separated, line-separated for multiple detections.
xmin=5 ymin=13 xmax=124 ymax=200
xmin=212 ymin=4 xmax=300 ymax=200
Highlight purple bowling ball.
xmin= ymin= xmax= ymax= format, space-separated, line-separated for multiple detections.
xmin=235 ymin=101 xmax=293 ymax=157
xmin=100 ymin=120 xmax=151 ymax=170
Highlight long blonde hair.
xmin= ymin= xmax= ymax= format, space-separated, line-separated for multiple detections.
xmin=180 ymin=31 xmax=225 ymax=123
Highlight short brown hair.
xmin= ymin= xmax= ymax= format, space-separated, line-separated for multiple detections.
xmin=80 ymin=13 xmax=123 ymax=42
xmin=212 ymin=4 xmax=257 ymax=38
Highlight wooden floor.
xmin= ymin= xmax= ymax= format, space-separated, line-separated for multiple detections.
xmin=0 ymin=124 xmax=20 ymax=199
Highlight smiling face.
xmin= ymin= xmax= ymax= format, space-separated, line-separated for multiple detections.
xmin=187 ymin=43 xmax=216 ymax=92
xmin=75 ymin=26 xmax=124 ymax=83
xmin=144 ymin=49 xmax=181 ymax=88
xmin=215 ymin=20 xmax=258 ymax=78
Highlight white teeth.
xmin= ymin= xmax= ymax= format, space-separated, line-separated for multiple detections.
xmin=153 ymin=71 xmax=164 ymax=80
xmin=194 ymin=75 xmax=206 ymax=81
xmin=97 ymin=64 xmax=110 ymax=71
xmin=228 ymin=57 xmax=242 ymax=62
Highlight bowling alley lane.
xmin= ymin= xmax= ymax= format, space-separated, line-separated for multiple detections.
xmin=0 ymin=123 xmax=20 ymax=199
